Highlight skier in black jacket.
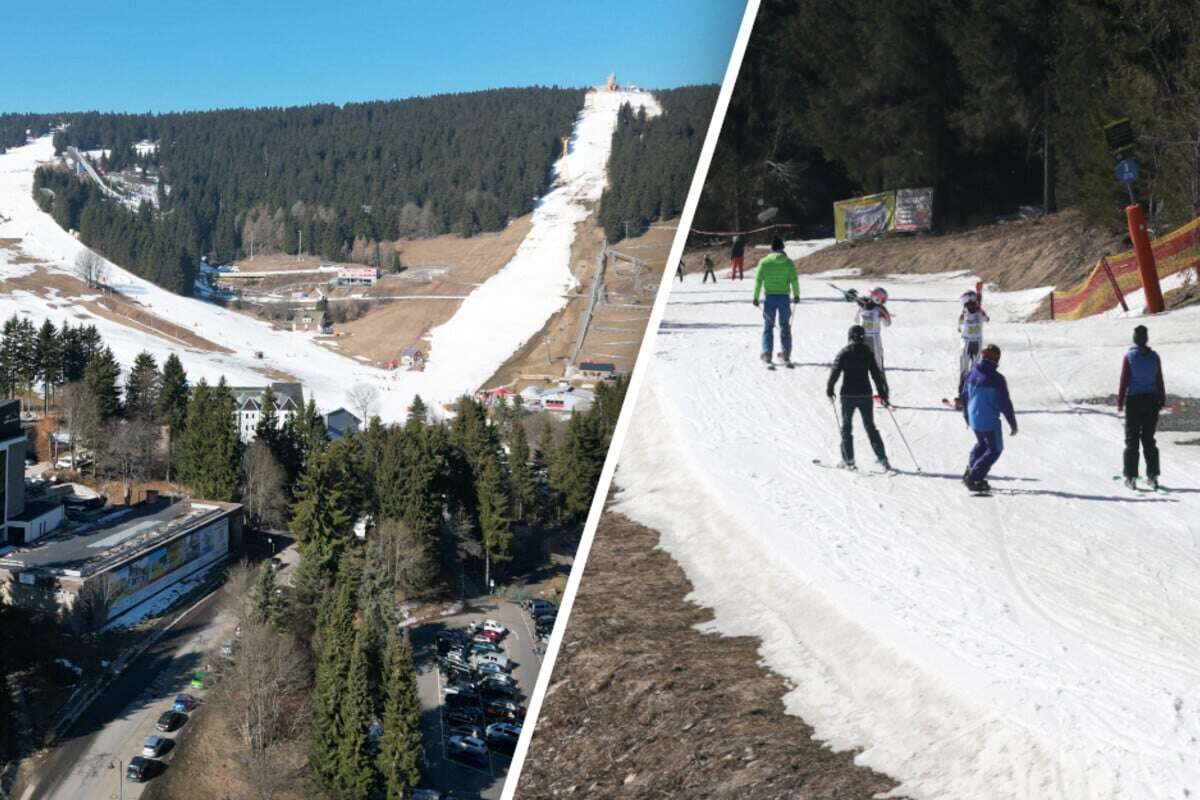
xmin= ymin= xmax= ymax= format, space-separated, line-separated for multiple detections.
xmin=826 ymin=324 xmax=890 ymax=469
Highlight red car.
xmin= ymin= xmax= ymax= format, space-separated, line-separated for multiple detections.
xmin=477 ymin=629 xmax=503 ymax=642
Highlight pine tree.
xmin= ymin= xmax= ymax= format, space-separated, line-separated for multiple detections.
xmin=378 ymin=631 xmax=424 ymax=800
xmin=34 ymin=319 xmax=60 ymax=413
xmin=293 ymin=398 xmax=329 ymax=472
xmin=251 ymin=561 xmax=280 ymax=626
xmin=125 ymin=351 xmax=160 ymax=419
xmin=550 ymin=411 xmax=607 ymax=521
xmin=290 ymin=446 xmax=355 ymax=580
xmin=254 ymin=384 xmax=280 ymax=450
xmin=308 ymin=559 xmax=360 ymax=791
xmin=508 ymin=419 xmax=537 ymax=522
xmin=476 ymin=448 xmax=512 ymax=581
xmin=83 ymin=346 xmax=121 ymax=421
xmin=334 ymin=626 xmax=378 ymax=799
xmin=176 ymin=379 xmax=242 ymax=500
xmin=157 ymin=353 xmax=188 ymax=481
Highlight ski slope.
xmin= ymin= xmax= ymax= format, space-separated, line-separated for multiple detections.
xmin=613 ymin=253 xmax=1200 ymax=799
xmin=0 ymin=86 xmax=658 ymax=422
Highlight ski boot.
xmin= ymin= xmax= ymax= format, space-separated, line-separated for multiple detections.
xmin=962 ymin=467 xmax=971 ymax=486
xmin=777 ymin=351 xmax=794 ymax=368
xmin=1148 ymin=476 xmax=1160 ymax=490
xmin=967 ymin=478 xmax=990 ymax=494
xmin=838 ymin=460 xmax=856 ymax=470
xmin=761 ymin=352 xmax=773 ymax=367
xmin=877 ymin=457 xmax=892 ymax=471
xmin=1123 ymin=476 xmax=1137 ymax=490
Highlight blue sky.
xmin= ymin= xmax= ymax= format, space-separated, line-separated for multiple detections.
xmin=1 ymin=0 xmax=747 ymax=113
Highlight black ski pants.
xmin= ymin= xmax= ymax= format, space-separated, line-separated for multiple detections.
xmin=1123 ymin=394 xmax=1161 ymax=478
xmin=841 ymin=396 xmax=886 ymax=464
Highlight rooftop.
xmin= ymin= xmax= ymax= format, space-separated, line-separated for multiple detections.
xmin=0 ymin=498 xmax=238 ymax=577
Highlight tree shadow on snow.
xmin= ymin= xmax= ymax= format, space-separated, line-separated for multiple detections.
xmin=997 ymin=487 xmax=1177 ymax=503
xmin=658 ymin=321 xmax=761 ymax=332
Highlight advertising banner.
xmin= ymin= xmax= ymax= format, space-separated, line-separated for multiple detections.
xmin=834 ymin=192 xmax=894 ymax=241
xmin=833 ymin=188 xmax=933 ymax=241
xmin=105 ymin=518 xmax=230 ymax=619
xmin=894 ymin=188 xmax=934 ymax=232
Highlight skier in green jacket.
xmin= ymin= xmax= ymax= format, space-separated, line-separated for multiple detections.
xmin=752 ymin=237 xmax=800 ymax=367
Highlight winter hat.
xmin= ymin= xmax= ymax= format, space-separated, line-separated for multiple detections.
xmin=1133 ymin=325 xmax=1149 ymax=346
xmin=848 ymin=324 xmax=866 ymax=343
xmin=770 ymin=236 xmax=785 ymax=252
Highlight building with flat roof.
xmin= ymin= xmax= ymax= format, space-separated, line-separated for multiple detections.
xmin=0 ymin=496 xmax=242 ymax=625
xmin=2 ymin=399 xmax=64 ymax=546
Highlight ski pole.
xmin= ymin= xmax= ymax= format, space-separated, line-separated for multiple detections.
xmin=885 ymin=403 xmax=921 ymax=472
xmin=828 ymin=395 xmax=841 ymax=432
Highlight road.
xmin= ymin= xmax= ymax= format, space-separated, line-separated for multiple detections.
xmin=18 ymin=592 xmax=234 ymax=800
xmin=410 ymin=599 xmax=546 ymax=799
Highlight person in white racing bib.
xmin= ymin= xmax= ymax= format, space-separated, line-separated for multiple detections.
xmin=854 ymin=286 xmax=891 ymax=373
xmin=956 ymin=289 xmax=990 ymax=406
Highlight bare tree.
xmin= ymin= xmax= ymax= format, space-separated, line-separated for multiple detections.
xmin=58 ymin=381 xmax=96 ymax=468
xmin=242 ymin=441 xmax=289 ymax=531
xmin=371 ymin=519 xmax=438 ymax=599
xmin=346 ymin=382 xmax=380 ymax=422
xmin=74 ymin=573 xmax=122 ymax=632
xmin=74 ymin=250 xmax=109 ymax=290
xmin=222 ymin=617 xmax=310 ymax=800
xmin=105 ymin=418 xmax=160 ymax=500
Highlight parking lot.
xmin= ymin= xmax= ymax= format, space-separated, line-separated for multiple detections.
xmin=409 ymin=598 xmax=551 ymax=799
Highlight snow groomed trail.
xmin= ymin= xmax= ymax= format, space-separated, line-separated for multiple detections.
xmin=0 ymin=86 xmax=659 ymax=422
xmin=613 ymin=248 xmax=1200 ymax=799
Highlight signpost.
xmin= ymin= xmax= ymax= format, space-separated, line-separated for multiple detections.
xmin=1105 ymin=119 xmax=1163 ymax=314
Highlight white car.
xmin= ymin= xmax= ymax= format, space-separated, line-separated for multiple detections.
xmin=142 ymin=735 xmax=168 ymax=758
xmin=482 ymin=619 xmax=507 ymax=635
xmin=475 ymin=652 xmax=511 ymax=671
xmin=486 ymin=721 xmax=522 ymax=738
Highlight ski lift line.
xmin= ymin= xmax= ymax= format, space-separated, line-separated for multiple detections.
xmin=689 ymin=223 xmax=798 ymax=237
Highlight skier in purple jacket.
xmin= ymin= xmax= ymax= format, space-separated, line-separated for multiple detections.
xmin=960 ymin=343 xmax=1017 ymax=493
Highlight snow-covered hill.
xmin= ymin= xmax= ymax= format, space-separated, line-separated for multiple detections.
xmin=613 ymin=253 xmax=1200 ymax=799
xmin=0 ymin=86 xmax=659 ymax=422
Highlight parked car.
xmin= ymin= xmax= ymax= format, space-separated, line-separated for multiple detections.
xmin=526 ymin=599 xmax=557 ymax=615
xmin=447 ymin=723 xmax=484 ymax=739
xmin=142 ymin=735 xmax=169 ymax=758
xmin=444 ymin=706 xmax=484 ymax=727
xmin=482 ymin=619 xmax=507 ymax=635
xmin=126 ymin=756 xmax=151 ymax=782
xmin=476 ymin=652 xmax=511 ymax=671
xmin=155 ymin=710 xmax=187 ymax=732
xmin=443 ymin=685 xmax=481 ymax=707
xmin=470 ymin=640 xmax=500 ymax=654
xmin=447 ymin=735 xmax=489 ymax=767
xmin=487 ymin=721 xmax=523 ymax=739
xmin=412 ymin=790 xmax=442 ymax=800
xmin=172 ymin=693 xmax=197 ymax=713
xmin=475 ymin=628 xmax=503 ymax=642
xmin=444 ymin=665 xmax=474 ymax=685
xmin=189 ymin=671 xmax=207 ymax=689
xmin=485 ymin=698 xmax=525 ymax=721
xmin=478 ymin=671 xmax=516 ymax=688
xmin=474 ymin=661 xmax=506 ymax=677
xmin=486 ymin=728 xmax=519 ymax=755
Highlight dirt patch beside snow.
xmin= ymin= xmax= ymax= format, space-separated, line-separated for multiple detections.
xmin=514 ymin=511 xmax=904 ymax=800
xmin=791 ymin=211 xmax=1126 ymax=294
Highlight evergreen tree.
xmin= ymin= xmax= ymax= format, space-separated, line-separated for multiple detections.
xmin=308 ymin=559 xmax=360 ymax=791
xmin=293 ymin=398 xmax=329 ymax=472
xmin=251 ymin=561 xmax=281 ymax=626
xmin=334 ymin=627 xmax=378 ymax=799
xmin=176 ymin=378 xmax=241 ymax=500
xmin=157 ymin=353 xmax=188 ymax=480
xmin=550 ymin=412 xmax=607 ymax=521
xmin=290 ymin=446 xmax=356 ymax=581
xmin=83 ymin=346 xmax=121 ymax=421
xmin=377 ymin=631 xmax=424 ymax=800
xmin=34 ymin=319 xmax=60 ymax=412
xmin=508 ymin=420 xmax=537 ymax=522
xmin=476 ymin=449 xmax=512 ymax=578
xmin=254 ymin=384 xmax=280 ymax=451
xmin=124 ymin=351 xmax=160 ymax=419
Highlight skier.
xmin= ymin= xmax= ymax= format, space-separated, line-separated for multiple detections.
xmin=702 ymin=253 xmax=718 ymax=283
xmin=955 ymin=290 xmax=990 ymax=407
xmin=961 ymin=343 xmax=1017 ymax=493
xmin=854 ymin=286 xmax=891 ymax=373
xmin=751 ymin=236 xmax=800 ymax=367
xmin=826 ymin=324 xmax=890 ymax=470
xmin=1117 ymin=324 xmax=1165 ymax=489
xmin=729 ymin=235 xmax=746 ymax=280
xmin=675 ymin=258 xmax=684 ymax=282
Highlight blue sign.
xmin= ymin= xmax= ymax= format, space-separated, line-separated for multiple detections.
xmin=1115 ymin=159 xmax=1139 ymax=184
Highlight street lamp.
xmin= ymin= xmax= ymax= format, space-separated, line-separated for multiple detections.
xmin=109 ymin=757 xmax=125 ymax=800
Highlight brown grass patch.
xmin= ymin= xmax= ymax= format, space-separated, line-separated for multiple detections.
xmin=515 ymin=512 xmax=905 ymax=800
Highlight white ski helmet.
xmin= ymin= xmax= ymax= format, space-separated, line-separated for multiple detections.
xmin=960 ymin=290 xmax=979 ymax=306
xmin=869 ymin=286 xmax=888 ymax=304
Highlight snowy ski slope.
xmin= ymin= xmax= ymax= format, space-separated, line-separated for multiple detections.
xmin=0 ymin=86 xmax=659 ymax=422
xmin=613 ymin=250 xmax=1200 ymax=799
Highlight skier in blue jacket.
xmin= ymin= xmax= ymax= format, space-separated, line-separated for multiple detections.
xmin=1117 ymin=324 xmax=1165 ymax=489
xmin=960 ymin=343 xmax=1017 ymax=493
